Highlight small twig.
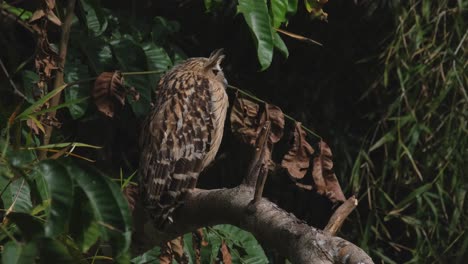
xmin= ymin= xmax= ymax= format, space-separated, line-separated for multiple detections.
xmin=40 ymin=0 xmax=76 ymax=160
xmin=324 ymin=195 xmax=358 ymax=235
xmin=227 ymin=84 xmax=322 ymax=140
xmin=275 ymin=28 xmax=323 ymax=47
xmin=253 ymin=165 xmax=268 ymax=203
xmin=243 ymin=121 xmax=271 ymax=187
xmin=0 ymin=58 xmax=27 ymax=100
xmin=3 ymin=178 xmax=26 ymax=222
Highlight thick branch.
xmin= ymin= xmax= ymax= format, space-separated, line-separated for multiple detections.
xmin=133 ymin=186 xmax=373 ymax=264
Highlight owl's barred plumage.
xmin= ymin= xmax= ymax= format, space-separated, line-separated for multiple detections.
xmin=139 ymin=49 xmax=228 ymax=228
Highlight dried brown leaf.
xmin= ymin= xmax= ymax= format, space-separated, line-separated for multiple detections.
xmin=281 ymin=122 xmax=314 ymax=179
xmin=123 ymin=185 xmax=138 ymax=212
xmin=170 ymin=236 xmax=188 ymax=263
xmin=230 ymin=97 xmax=261 ymax=145
xmin=29 ymin=10 xmax=46 ymax=23
xmin=26 ymin=118 xmax=43 ymax=135
xmin=46 ymin=11 xmax=62 ymax=26
xmin=45 ymin=0 xmax=56 ymax=9
xmin=159 ymin=243 xmax=173 ymax=264
xmin=92 ymin=71 xmax=125 ymax=118
xmin=312 ymin=140 xmax=346 ymax=203
xmin=218 ymin=241 xmax=232 ymax=264
xmin=230 ymin=97 xmax=284 ymax=146
xmin=266 ymin=104 xmax=284 ymax=143
xmin=192 ymin=229 xmax=205 ymax=264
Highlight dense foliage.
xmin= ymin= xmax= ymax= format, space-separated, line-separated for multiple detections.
xmin=0 ymin=0 xmax=466 ymax=263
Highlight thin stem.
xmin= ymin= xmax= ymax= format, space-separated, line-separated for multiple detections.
xmin=227 ymin=84 xmax=322 ymax=140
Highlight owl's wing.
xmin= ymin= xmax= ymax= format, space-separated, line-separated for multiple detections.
xmin=139 ymin=72 xmax=214 ymax=227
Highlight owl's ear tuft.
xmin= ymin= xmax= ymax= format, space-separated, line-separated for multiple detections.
xmin=205 ymin=49 xmax=225 ymax=70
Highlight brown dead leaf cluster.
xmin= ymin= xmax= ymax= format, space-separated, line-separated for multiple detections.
xmin=92 ymin=71 xmax=140 ymax=118
xmin=29 ymin=0 xmax=62 ymax=93
xmin=230 ymin=97 xmax=285 ymax=147
xmin=230 ymin=96 xmax=345 ymax=203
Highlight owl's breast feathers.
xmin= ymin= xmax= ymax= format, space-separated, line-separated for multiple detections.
xmin=139 ymin=65 xmax=228 ymax=227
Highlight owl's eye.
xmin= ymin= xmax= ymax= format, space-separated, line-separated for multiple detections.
xmin=212 ymin=69 xmax=219 ymax=75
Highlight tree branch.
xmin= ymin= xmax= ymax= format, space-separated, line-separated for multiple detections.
xmin=40 ymin=0 xmax=76 ymax=159
xmin=131 ymin=186 xmax=373 ymax=264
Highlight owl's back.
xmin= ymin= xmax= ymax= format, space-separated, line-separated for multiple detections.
xmin=139 ymin=50 xmax=228 ymax=227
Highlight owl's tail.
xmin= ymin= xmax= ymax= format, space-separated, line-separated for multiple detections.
xmin=141 ymin=158 xmax=200 ymax=229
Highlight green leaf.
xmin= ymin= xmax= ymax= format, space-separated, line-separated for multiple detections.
xmin=141 ymin=42 xmax=173 ymax=86
xmin=0 ymin=179 xmax=33 ymax=214
xmin=270 ymin=0 xmax=288 ymax=27
xmin=78 ymin=36 xmax=114 ymax=74
xmin=132 ymin=246 xmax=161 ymax=264
xmin=213 ymin=225 xmax=268 ymax=263
xmin=21 ymin=70 xmax=39 ymax=104
xmin=2 ymin=241 xmax=38 ymax=264
xmin=38 ymin=238 xmax=75 ymax=264
xmin=7 ymin=212 xmax=44 ymax=241
xmin=69 ymin=190 xmax=100 ymax=252
xmin=16 ymin=83 xmax=69 ymax=120
xmin=273 ymin=31 xmax=289 ymax=58
xmin=287 ymin=0 xmax=298 ymax=16
xmin=237 ymin=0 xmax=274 ymax=70
xmin=64 ymin=161 xmax=131 ymax=259
xmin=79 ymin=0 xmax=108 ymax=36
xmin=111 ymin=38 xmax=151 ymax=116
xmin=151 ymin=17 xmax=180 ymax=45
xmin=395 ymin=183 xmax=433 ymax=210
xmin=36 ymin=161 xmax=74 ymax=237
xmin=369 ymin=132 xmax=395 ymax=152
xmin=64 ymin=58 xmax=90 ymax=119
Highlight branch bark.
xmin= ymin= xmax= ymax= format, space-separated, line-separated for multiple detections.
xmin=132 ymin=186 xmax=373 ymax=264
xmin=40 ymin=0 xmax=76 ymax=159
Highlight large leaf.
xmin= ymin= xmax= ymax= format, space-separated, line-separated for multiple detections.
xmin=237 ymin=0 xmax=274 ymax=70
xmin=38 ymin=238 xmax=75 ymax=264
xmin=69 ymin=190 xmax=101 ymax=252
xmin=6 ymin=212 xmax=44 ymax=241
xmin=141 ymin=42 xmax=173 ymax=87
xmin=78 ymin=0 xmax=108 ymax=36
xmin=2 ymin=241 xmax=38 ymax=264
xmin=111 ymin=38 xmax=151 ymax=116
xmin=0 ymin=178 xmax=33 ymax=214
xmin=63 ymin=161 xmax=131 ymax=259
xmin=36 ymin=160 xmax=74 ymax=237
xmin=213 ymin=225 xmax=267 ymax=263
xmin=64 ymin=57 xmax=90 ymax=119
xmin=270 ymin=0 xmax=288 ymax=27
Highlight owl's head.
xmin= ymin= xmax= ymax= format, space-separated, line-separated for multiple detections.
xmin=182 ymin=49 xmax=227 ymax=85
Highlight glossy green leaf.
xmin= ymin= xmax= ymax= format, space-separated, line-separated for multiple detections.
xmin=69 ymin=190 xmax=100 ymax=252
xmin=79 ymin=0 xmax=108 ymax=36
xmin=2 ymin=241 xmax=38 ymax=264
xmin=111 ymin=38 xmax=151 ymax=116
xmin=271 ymin=0 xmax=288 ymax=27
xmin=36 ymin=160 xmax=74 ymax=237
xmin=64 ymin=162 xmax=131 ymax=259
xmin=237 ymin=0 xmax=274 ymax=70
xmin=64 ymin=58 xmax=90 ymax=119
xmin=142 ymin=42 xmax=173 ymax=86
xmin=287 ymin=0 xmax=298 ymax=16
xmin=21 ymin=70 xmax=39 ymax=103
xmin=7 ymin=212 xmax=44 ymax=241
xmin=273 ymin=31 xmax=289 ymax=58
xmin=0 ymin=179 xmax=32 ymax=214
xmin=131 ymin=246 xmax=161 ymax=264
xmin=38 ymin=238 xmax=75 ymax=264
